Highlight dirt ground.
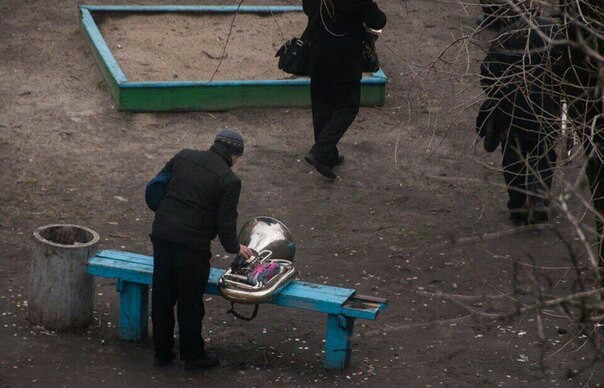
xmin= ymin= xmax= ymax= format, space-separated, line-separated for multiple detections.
xmin=1 ymin=0 xmax=603 ymax=387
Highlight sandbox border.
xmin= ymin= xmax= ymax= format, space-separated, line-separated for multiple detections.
xmin=79 ymin=5 xmax=388 ymax=112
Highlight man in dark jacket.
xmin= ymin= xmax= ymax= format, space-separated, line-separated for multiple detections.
xmin=476 ymin=17 xmax=564 ymax=225
xmin=150 ymin=129 xmax=253 ymax=370
xmin=302 ymin=0 xmax=386 ymax=179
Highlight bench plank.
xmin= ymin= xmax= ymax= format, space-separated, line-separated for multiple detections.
xmin=96 ymin=250 xmax=155 ymax=266
xmin=340 ymin=295 xmax=388 ymax=320
xmin=290 ymin=280 xmax=358 ymax=298
xmin=88 ymin=257 xmax=152 ymax=285
xmin=95 ymin=251 xmax=357 ymax=294
xmin=87 ymin=249 xmax=388 ymax=370
xmin=90 ymin=257 xmax=153 ymax=272
xmin=89 ymin=250 xmax=358 ymax=314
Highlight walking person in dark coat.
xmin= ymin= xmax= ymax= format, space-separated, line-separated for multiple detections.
xmin=150 ymin=129 xmax=253 ymax=370
xmin=476 ymin=17 xmax=564 ymax=225
xmin=302 ymin=0 xmax=386 ymax=180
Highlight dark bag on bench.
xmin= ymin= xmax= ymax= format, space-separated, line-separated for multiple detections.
xmin=145 ymin=172 xmax=172 ymax=211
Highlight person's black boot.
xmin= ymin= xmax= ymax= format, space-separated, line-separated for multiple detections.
xmin=154 ymin=352 xmax=175 ymax=367
xmin=184 ymin=351 xmax=220 ymax=370
xmin=483 ymin=120 xmax=500 ymax=153
xmin=332 ymin=155 xmax=345 ymax=167
xmin=530 ymin=200 xmax=549 ymax=224
xmin=305 ymin=153 xmax=336 ymax=180
xmin=509 ymin=209 xmax=529 ymax=226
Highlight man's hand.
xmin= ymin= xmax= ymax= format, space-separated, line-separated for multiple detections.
xmin=239 ymin=244 xmax=254 ymax=259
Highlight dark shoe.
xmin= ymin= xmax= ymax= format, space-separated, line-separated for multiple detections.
xmin=483 ymin=119 xmax=500 ymax=153
xmin=332 ymin=155 xmax=345 ymax=167
xmin=154 ymin=352 xmax=175 ymax=367
xmin=184 ymin=352 xmax=220 ymax=370
xmin=509 ymin=210 xmax=529 ymax=227
xmin=304 ymin=153 xmax=336 ymax=180
xmin=530 ymin=200 xmax=549 ymax=224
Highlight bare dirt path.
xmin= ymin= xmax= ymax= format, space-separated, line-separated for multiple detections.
xmin=1 ymin=0 xmax=602 ymax=387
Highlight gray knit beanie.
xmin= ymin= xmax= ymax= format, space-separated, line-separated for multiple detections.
xmin=214 ymin=128 xmax=244 ymax=156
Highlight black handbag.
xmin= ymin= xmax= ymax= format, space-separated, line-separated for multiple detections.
xmin=362 ymin=29 xmax=381 ymax=73
xmin=275 ymin=37 xmax=311 ymax=77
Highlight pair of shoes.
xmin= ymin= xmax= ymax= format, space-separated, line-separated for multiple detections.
xmin=154 ymin=352 xmax=175 ymax=367
xmin=304 ymin=153 xmax=336 ymax=180
xmin=332 ymin=155 xmax=345 ymax=167
xmin=184 ymin=351 xmax=220 ymax=370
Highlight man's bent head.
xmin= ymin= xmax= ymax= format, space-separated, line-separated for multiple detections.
xmin=214 ymin=128 xmax=244 ymax=157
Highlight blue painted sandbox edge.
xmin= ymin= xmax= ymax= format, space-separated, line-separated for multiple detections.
xmin=81 ymin=8 xmax=127 ymax=83
xmin=80 ymin=5 xmax=304 ymax=13
xmin=122 ymin=69 xmax=387 ymax=89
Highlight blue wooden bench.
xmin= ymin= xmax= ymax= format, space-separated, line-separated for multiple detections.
xmin=87 ymin=250 xmax=388 ymax=370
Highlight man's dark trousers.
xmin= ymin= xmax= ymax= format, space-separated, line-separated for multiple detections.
xmin=501 ymin=133 xmax=557 ymax=214
xmin=151 ymin=238 xmax=211 ymax=362
xmin=310 ymin=77 xmax=361 ymax=166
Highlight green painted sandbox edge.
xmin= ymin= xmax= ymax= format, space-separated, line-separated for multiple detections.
xmin=79 ymin=5 xmax=388 ymax=112
xmin=119 ymin=82 xmax=386 ymax=112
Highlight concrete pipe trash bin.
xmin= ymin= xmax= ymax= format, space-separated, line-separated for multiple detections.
xmin=29 ymin=224 xmax=100 ymax=330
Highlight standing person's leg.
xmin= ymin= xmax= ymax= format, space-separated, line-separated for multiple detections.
xmin=538 ymin=142 xmax=557 ymax=196
xmin=310 ymin=80 xmax=361 ymax=167
xmin=311 ymin=76 xmax=334 ymax=143
xmin=526 ymin=137 xmax=557 ymax=223
xmin=502 ymin=134 xmax=529 ymax=224
xmin=151 ymin=238 xmax=177 ymax=365
xmin=175 ymin=246 xmax=213 ymax=368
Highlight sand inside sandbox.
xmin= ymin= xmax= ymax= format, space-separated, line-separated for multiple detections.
xmin=96 ymin=12 xmax=308 ymax=81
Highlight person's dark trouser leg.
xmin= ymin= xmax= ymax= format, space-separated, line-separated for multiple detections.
xmin=310 ymin=77 xmax=334 ymax=143
xmin=151 ymin=238 xmax=177 ymax=361
xmin=502 ymin=134 xmax=528 ymax=220
xmin=310 ymin=80 xmax=361 ymax=166
xmin=176 ymin=247 xmax=211 ymax=362
xmin=521 ymin=137 xmax=557 ymax=223
xmin=540 ymin=144 xmax=557 ymax=197
xmin=527 ymin=139 xmax=557 ymax=204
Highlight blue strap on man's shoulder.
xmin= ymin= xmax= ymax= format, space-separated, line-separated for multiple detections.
xmin=145 ymin=172 xmax=172 ymax=211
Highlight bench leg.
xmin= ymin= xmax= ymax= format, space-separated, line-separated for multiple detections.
xmin=116 ymin=280 xmax=149 ymax=341
xmin=324 ymin=313 xmax=356 ymax=370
